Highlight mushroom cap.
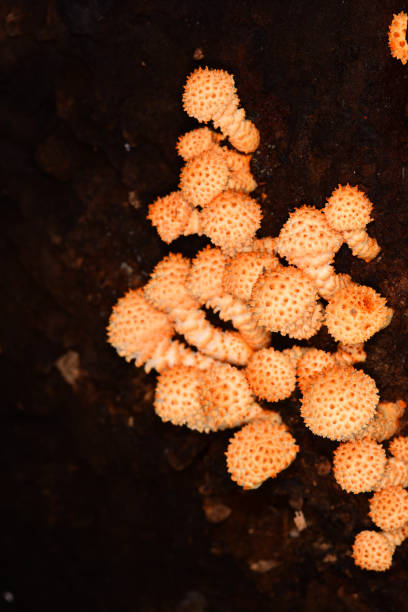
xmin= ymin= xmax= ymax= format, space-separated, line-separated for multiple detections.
xmin=250 ymin=266 xmax=319 ymax=334
xmin=276 ymin=205 xmax=343 ymax=263
xmin=200 ymin=362 xmax=263 ymax=430
xmin=369 ymin=486 xmax=408 ymax=532
xmin=147 ymin=191 xmax=192 ymax=244
xmin=226 ymin=415 xmax=299 ymax=489
xmin=300 ymin=366 xmax=379 ymax=441
xmin=352 ymin=531 xmax=395 ymax=571
xmin=200 ymin=190 xmax=262 ymax=256
xmin=188 ymin=245 xmax=227 ymax=303
xmin=176 ymin=127 xmax=222 ymax=160
xmin=333 ymin=437 xmax=387 ymax=493
xmin=325 ymin=284 xmax=393 ymax=345
xmin=296 ymin=349 xmax=337 ymax=395
xmin=324 ymin=184 xmax=373 ymax=232
xmin=144 ymin=253 xmax=199 ymax=312
xmin=389 ymin=435 xmax=408 ymax=464
xmin=154 ymin=365 xmax=208 ymax=431
xmin=224 ymin=251 xmax=280 ymax=302
xmin=245 ymin=348 xmax=296 ymax=402
xmin=183 ymin=67 xmax=238 ymax=123
xmin=388 ymin=12 xmax=408 ymax=65
xmin=107 ymin=288 xmax=173 ymax=363
xmin=179 ymin=149 xmax=230 ymax=208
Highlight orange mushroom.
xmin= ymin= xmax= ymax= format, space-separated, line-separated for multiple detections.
xmin=183 ymin=67 xmax=260 ymax=153
xmin=324 ymin=184 xmax=380 ymax=261
xmin=388 ymin=12 xmax=408 ymax=65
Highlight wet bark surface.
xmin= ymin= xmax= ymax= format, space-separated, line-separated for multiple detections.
xmin=2 ymin=1 xmax=408 ymax=610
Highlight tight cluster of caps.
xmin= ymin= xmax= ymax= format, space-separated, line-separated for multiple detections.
xmin=107 ymin=67 xmax=405 ymax=570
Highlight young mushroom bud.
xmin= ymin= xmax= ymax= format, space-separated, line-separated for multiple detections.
xmin=324 ymin=184 xmax=380 ymax=261
xmin=183 ymin=67 xmax=260 ymax=153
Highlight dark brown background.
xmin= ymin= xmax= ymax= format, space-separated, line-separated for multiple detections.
xmin=2 ymin=1 xmax=408 ymax=610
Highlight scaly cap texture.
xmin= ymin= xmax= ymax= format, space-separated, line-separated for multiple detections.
xmin=388 ymin=12 xmax=408 ymax=65
xmin=188 ymin=245 xmax=227 ymax=303
xmin=200 ymin=363 xmax=263 ymax=430
xmin=300 ymin=366 xmax=379 ymax=441
xmin=147 ymin=191 xmax=193 ymax=243
xmin=107 ymin=288 xmax=173 ymax=365
xmin=325 ymin=284 xmax=393 ymax=345
xmin=276 ymin=205 xmax=343 ymax=264
xmin=296 ymin=349 xmax=337 ymax=395
xmin=250 ymin=266 xmax=323 ymax=339
xmin=369 ymin=486 xmax=408 ymax=532
xmin=200 ymin=190 xmax=262 ymax=256
xmin=144 ymin=253 xmax=199 ymax=312
xmin=226 ymin=415 xmax=299 ymax=489
xmin=333 ymin=437 xmax=387 ymax=493
xmin=224 ymin=251 xmax=280 ymax=302
xmin=245 ymin=348 xmax=296 ymax=403
xmin=154 ymin=365 xmax=208 ymax=431
xmin=183 ymin=67 xmax=238 ymax=123
xmin=352 ymin=531 xmax=395 ymax=571
xmin=324 ymin=184 xmax=373 ymax=232
xmin=179 ymin=148 xmax=230 ymax=208
xmin=176 ymin=127 xmax=222 ymax=160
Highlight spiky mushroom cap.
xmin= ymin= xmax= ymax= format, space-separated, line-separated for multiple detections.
xmin=226 ymin=414 xmax=299 ymax=489
xmin=333 ymin=437 xmax=387 ymax=493
xmin=389 ymin=435 xmax=408 ymax=463
xmin=107 ymin=288 xmax=173 ymax=365
xmin=179 ymin=149 xmax=230 ymax=208
xmin=188 ymin=245 xmax=227 ymax=304
xmin=183 ymin=67 xmax=238 ymax=123
xmin=325 ymin=284 xmax=393 ymax=345
xmin=223 ymin=250 xmax=280 ymax=302
xmin=200 ymin=363 xmax=263 ymax=431
xmin=300 ymin=366 xmax=379 ymax=441
xmin=369 ymin=485 xmax=408 ymax=532
xmin=245 ymin=348 xmax=296 ymax=403
xmin=276 ymin=205 xmax=343 ymax=263
xmin=250 ymin=266 xmax=322 ymax=338
xmin=154 ymin=365 xmax=209 ymax=432
xmin=352 ymin=531 xmax=395 ymax=572
xmin=388 ymin=12 xmax=408 ymax=65
xmin=200 ymin=190 xmax=262 ymax=256
xmin=296 ymin=348 xmax=337 ymax=395
xmin=176 ymin=127 xmax=222 ymax=160
xmin=144 ymin=253 xmax=199 ymax=313
xmin=147 ymin=191 xmax=193 ymax=244
xmin=324 ymin=184 xmax=373 ymax=232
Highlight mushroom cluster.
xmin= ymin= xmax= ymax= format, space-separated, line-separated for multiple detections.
xmin=107 ymin=67 xmax=404 ymax=569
